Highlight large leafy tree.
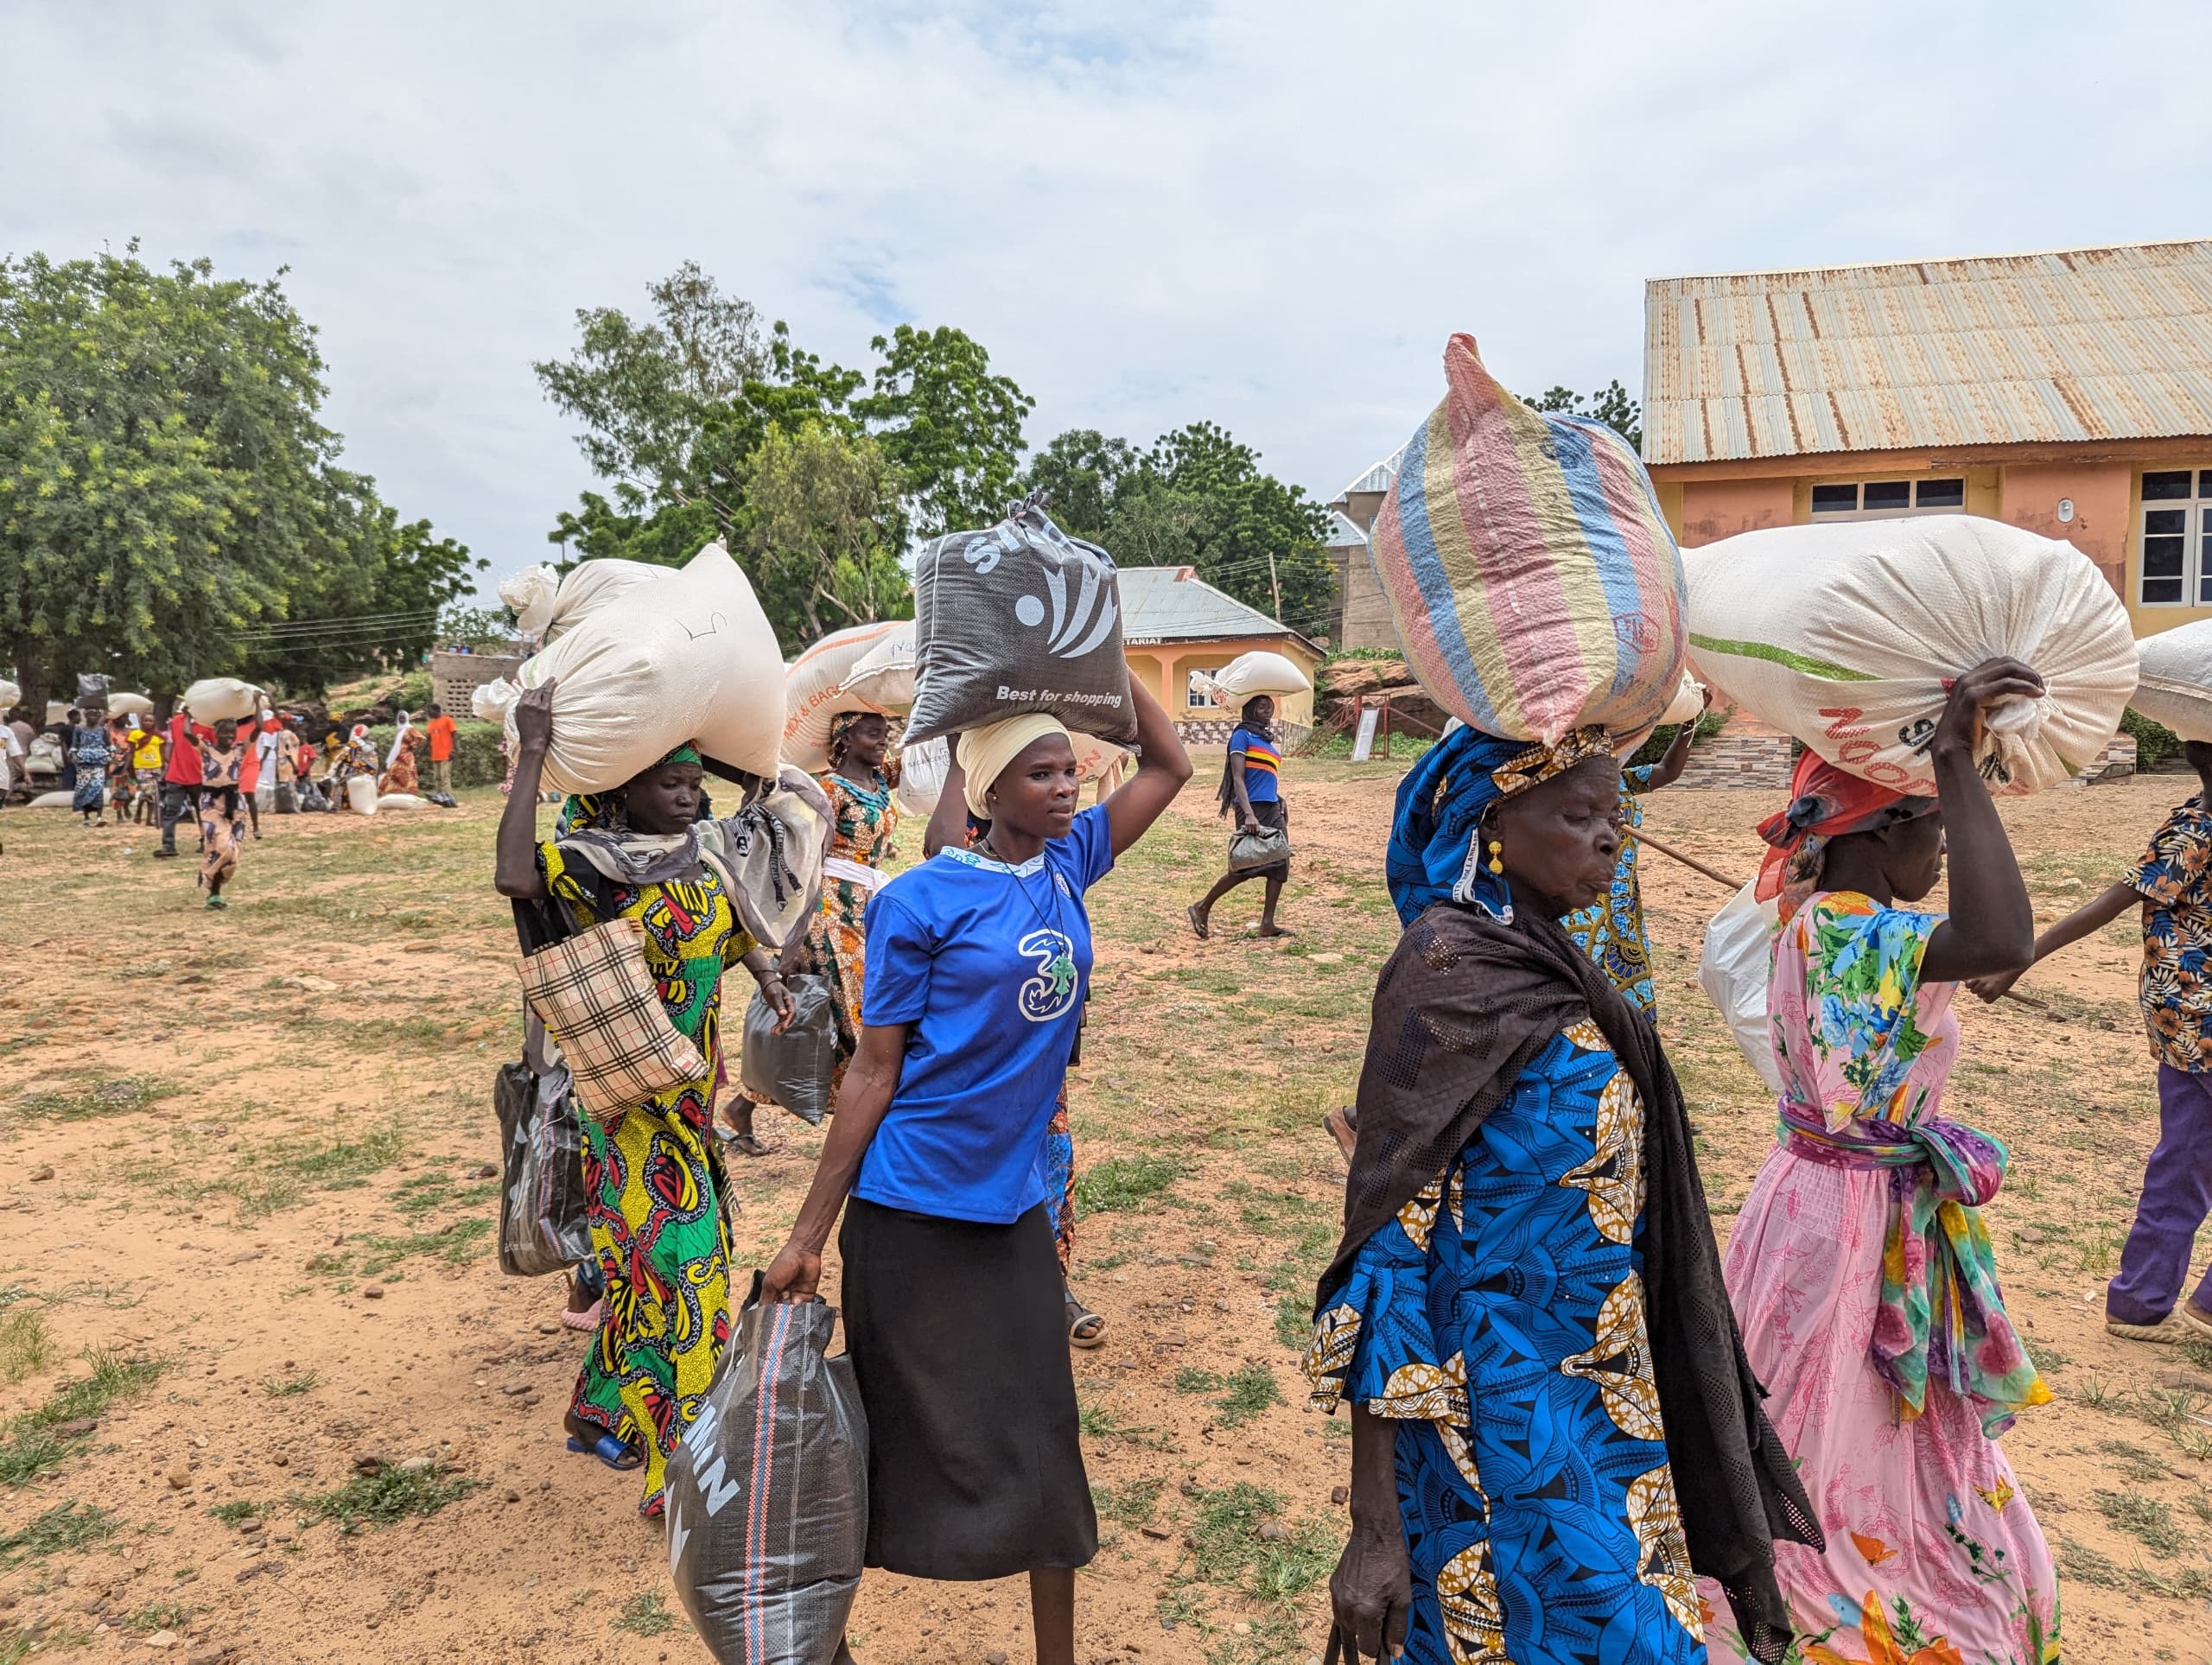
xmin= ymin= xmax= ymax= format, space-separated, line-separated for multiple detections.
xmin=0 ymin=246 xmax=472 ymax=707
xmin=735 ymin=423 xmax=909 ymax=644
xmin=1523 ymin=380 xmax=1643 ymax=454
xmin=853 ymin=324 xmax=1033 ymax=538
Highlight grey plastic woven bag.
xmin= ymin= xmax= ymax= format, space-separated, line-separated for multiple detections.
xmin=738 ymin=973 xmax=839 ymax=1126
xmin=666 ymin=1281 xmax=868 ymax=1665
xmin=905 ymin=496 xmax=1136 ymax=747
xmin=493 ymin=1060 xmax=592 ymax=1278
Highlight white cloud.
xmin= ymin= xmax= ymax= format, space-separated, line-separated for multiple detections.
xmin=3 ymin=0 xmax=2202 ymax=588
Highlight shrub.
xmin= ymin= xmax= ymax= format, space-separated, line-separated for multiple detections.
xmin=1625 ymin=709 xmax=1728 ymax=768
xmin=359 ymin=720 xmax=507 ymax=788
xmin=2123 ymin=707 xmax=2182 ymax=771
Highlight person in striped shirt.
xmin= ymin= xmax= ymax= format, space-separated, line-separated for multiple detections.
xmin=1188 ymin=696 xmax=1292 ymax=939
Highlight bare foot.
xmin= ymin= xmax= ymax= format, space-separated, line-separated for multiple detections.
xmin=1255 ymin=924 xmax=1294 ymax=937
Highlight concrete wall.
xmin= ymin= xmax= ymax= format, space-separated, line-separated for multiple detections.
xmin=1677 ymin=477 xmax=1795 ymax=546
xmin=1997 ymin=461 xmax=2138 ymax=620
xmin=1122 ymin=638 xmax=1319 ymax=728
xmin=1328 ymin=488 xmax=1406 ymax=651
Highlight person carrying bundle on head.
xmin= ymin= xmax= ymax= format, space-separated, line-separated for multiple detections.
xmin=1187 ymin=694 xmax=1293 ymax=941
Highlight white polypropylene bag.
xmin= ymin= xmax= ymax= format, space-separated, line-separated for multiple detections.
xmin=472 ymin=677 xmax=519 ymax=724
xmin=107 ymin=691 xmax=155 ymax=716
xmin=0 ymin=679 xmax=18 ymax=708
xmin=1698 ymin=883 xmax=1783 ymax=1096
xmin=784 ymin=621 xmax=907 ymax=773
xmin=346 ymin=775 xmax=379 ymax=815
xmin=27 ymin=790 xmax=72 ymax=810
xmin=1195 ymin=650 xmax=1311 ymax=705
xmin=2132 ymin=620 xmax=2212 ymax=744
xmin=839 ymin=621 xmax=918 ymax=711
xmin=500 ymin=559 xmax=676 ymax=644
xmin=377 ymin=792 xmax=429 ymax=810
xmin=513 ymin=542 xmax=784 ymax=792
xmin=1659 ymin=675 xmax=1706 ymax=726
xmin=498 ymin=564 xmax=563 ymax=639
xmin=1685 ymin=515 xmax=2136 ymax=796
xmin=183 ymin=677 xmax=261 ymax=722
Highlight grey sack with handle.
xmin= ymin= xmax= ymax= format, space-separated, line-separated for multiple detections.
xmin=738 ymin=973 xmax=839 ymax=1126
xmin=905 ymin=495 xmax=1136 ymax=747
xmin=665 ymin=1278 xmax=868 ymax=1665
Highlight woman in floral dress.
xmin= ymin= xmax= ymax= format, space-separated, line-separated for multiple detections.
xmin=195 ymin=718 xmax=248 ymax=910
xmin=1707 ymin=660 xmax=2060 ymax=1665
xmin=727 ymin=710 xmax=900 ymax=1154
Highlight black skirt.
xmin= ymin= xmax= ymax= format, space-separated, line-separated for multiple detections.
xmin=840 ymin=1197 xmax=1096 ymax=1580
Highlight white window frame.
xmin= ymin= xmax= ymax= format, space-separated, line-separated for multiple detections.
xmin=2139 ymin=467 xmax=2212 ymax=608
xmin=1185 ymin=668 xmax=1229 ymax=710
xmin=1807 ymin=477 xmax=1968 ymax=521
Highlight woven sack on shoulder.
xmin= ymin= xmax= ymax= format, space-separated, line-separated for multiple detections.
xmin=518 ymin=916 xmax=707 ymax=1120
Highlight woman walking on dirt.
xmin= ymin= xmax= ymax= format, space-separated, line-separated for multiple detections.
xmin=761 ymin=678 xmax=1191 ymax=1665
xmin=1313 ymin=721 xmax=1816 ymax=1665
xmin=195 ymin=718 xmax=250 ymax=910
xmin=495 ymin=682 xmax=796 ymax=1516
xmin=1187 ymin=696 xmax=1291 ymax=940
xmin=727 ymin=709 xmax=900 ymax=1157
xmin=1711 ymin=660 xmax=2057 ymax=1663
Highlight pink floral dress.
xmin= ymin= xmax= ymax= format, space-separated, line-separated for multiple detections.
xmin=1704 ymin=892 xmax=2059 ymax=1665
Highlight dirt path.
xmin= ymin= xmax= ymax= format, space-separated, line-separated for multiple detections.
xmin=0 ymin=766 xmax=2204 ymax=1663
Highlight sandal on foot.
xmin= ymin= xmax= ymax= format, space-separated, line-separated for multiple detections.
xmin=719 ymin=1130 xmax=777 ymax=1158
xmin=1186 ymin=905 xmax=1211 ymax=941
xmin=561 ymin=1300 xmax=603 ymax=1332
xmin=1065 ymin=1291 xmax=1106 ymax=1350
xmin=566 ymin=1433 xmax=642 ymax=1471
xmin=1325 ymin=1104 xmax=1358 ymax=1166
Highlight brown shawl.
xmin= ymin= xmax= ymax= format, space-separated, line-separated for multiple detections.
xmin=1318 ymin=900 xmax=1821 ymax=1663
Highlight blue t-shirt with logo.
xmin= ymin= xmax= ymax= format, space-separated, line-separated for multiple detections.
xmin=856 ymin=804 xmax=1116 ymax=1224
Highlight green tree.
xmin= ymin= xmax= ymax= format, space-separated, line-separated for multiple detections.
xmin=854 ymin=324 xmax=1033 ymax=538
xmin=1020 ymin=428 xmax=1137 ymax=544
xmin=0 ymin=245 xmax=469 ymax=707
xmin=1522 ymin=380 xmax=1643 ymax=454
xmin=735 ymin=423 xmax=909 ymax=647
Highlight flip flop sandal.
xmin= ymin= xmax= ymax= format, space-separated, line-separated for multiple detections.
xmin=1186 ymin=905 xmax=1211 ymax=941
xmin=561 ymin=1300 xmax=602 ymax=1332
xmin=1324 ymin=1104 xmax=1358 ymax=1166
xmin=566 ymin=1432 xmax=642 ymax=1471
xmin=1065 ymin=1292 xmax=1107 ymax=1350
xmin=719 ymin=1131 xmax=778 ymax=1159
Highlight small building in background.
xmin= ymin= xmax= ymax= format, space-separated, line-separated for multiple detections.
xmin=429 ymin=644 xmax=525 ymax=715
xmin=1117 ymin=567 xmax=1321 ymax=747
xmin=1642 ymin=239 xmax=2212 ymax=637
xmin=1324 ymin=450 xmax=1408 ymax=653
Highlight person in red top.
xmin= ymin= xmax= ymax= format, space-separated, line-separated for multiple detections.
xmin=156 ymin=708 xmax=207 ymax=858
xmin=424 ymin=704 xmax=457 ymax=800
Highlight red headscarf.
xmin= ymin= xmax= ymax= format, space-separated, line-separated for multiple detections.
xmin=1755 ymin=750 xmax=1936 ymax=912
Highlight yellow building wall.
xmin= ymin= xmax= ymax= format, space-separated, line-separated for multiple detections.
xmin=1121 ymin=640 xmax=1319 ymax=728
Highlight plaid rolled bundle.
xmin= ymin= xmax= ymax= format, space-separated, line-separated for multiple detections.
xmin=518 ymin=917 xmax=706 ymax=1120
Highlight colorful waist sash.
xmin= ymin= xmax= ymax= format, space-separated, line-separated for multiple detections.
xmin=1780 ymin=1104 xmax=2050 ymax=1435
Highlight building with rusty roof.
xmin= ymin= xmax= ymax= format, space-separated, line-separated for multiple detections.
xmin=1643 ymin=238 xmax=2212 ymax=633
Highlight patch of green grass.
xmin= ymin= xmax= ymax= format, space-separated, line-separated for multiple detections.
xmin=1091 ymin=1476 xmax=1165 ymax=1531
xmin=5 ymin=1075 xmax=168 ymax=1122
xmin=124 ymin=1602 xmax=195 ymax=1634
xmin=295 ymin=1461 xmax=475 ymax=1530
xmin=0 ymin=1500 xmax=116 ymax=1564
xmin=1077 ymin=1397 xmax=1171 ymax=1450
xmin=1213 ymin=1363 xmax=1283 ymax=1429
xmin=207 ymin=1500 xmax=260 ymax=1527
xmin=2096 ymin=1490 xmax=2190 ymax=1558
xmin=1173 ymin=1367 xmax=1224 ymax=1395
xmin=1273 ymin=1293 xmax=1311 ymax=1352
xmin=2055 ymin=1535 xmax=2125 ymax=1589
xmin=1074 ymin=1153 xmax=1186 ymax=1214
xmin=2179 ymin=1333 xmax=2212 ymax=1374
xmin=232 ymin=1122 xmax=405 ymax=1219
xmin=1183 ymin=1483 xmax=1337 ymax=1602
xmin=2023 ymin=1338 xmax=2071 ymax=1373
xmin=0 ymin=1306 xmax=53 ymax=1383
xmin=263 ymin=1371 xmax=319 ymax=1398
xmin=2100 ymin=1439 xmax=2169 ymax=1484
xmin=613 ymin=1591 xmax=677 ymax=1636
xmin=327 ymin=1218 xmax=493 ymax=1277
xmin=0 ymin=1350 xmax=164 ymax=1486
xmin=388 ymin=1174 xmax=499 ymax=1222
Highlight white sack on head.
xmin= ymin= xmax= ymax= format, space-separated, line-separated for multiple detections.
xmin=513 ymin=542 xmax=783 ymax=793
xmin=839 ymin=621 xmax=918 ymax=711
xmin=45 ymin=702 xmax=68 ymax=725
xmin=1659 ymin=675 xmax=1706 ymax=727
xmin=1201 ymin=650 xmax=1311 ymax=704
xmin=472 ymin=677 xmax=520 ymax=724
xmin=1698 ymin=882 xmax=1783 ymax=1096
xmin=784 ymin=621 xmax=906 ymax=773
xmin=1685 ymin=515 xmax=2137 ymax=795
xmin=2131 ymin=620 xmax=2212 ymax=745
xmin=0 ymin=679 xmax=19 ymax=708
xmin=182 ymin=677 xmax=261 ymax=722
xmin=538 ymin=558 xmax=677 ymax=643
xmin=498 ymin=564 xmax=564 ymax=639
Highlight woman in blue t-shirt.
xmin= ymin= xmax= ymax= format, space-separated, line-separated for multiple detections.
xmin=763 ymin=677 xmax=1190 ymax=1665
xmin=1188 ymin=694 xmax=1290 ymax=939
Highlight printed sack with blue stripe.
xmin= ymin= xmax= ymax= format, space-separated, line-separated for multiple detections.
xmin=1368 ymin=334 xmax=1687 ymax=746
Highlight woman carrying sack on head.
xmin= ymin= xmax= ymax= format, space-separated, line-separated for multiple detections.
xmin=726 ymin=709 xmax=901 ymax=1157
xmin=495 ymin=681 xmax=796 ymax=1516
xmin=761 ymin=677 xmax=1192 ymax=1665
xmin=1313 ymin=721 xmax=1819 ymax=1665
xmin=195 ymin=718 xmax=250 ymax=909
xmin=1707 ymin=660 xmax=2058 ymax=1665
xmin=1188 ymin=695 xmax=1291 ymax=940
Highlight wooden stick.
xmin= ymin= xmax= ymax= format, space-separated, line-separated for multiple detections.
xmin=1626 ymin=829 xmax=2050 ymax=1010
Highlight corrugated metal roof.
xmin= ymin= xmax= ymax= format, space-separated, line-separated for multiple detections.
xmin=1118 ymin=566 xmax=1310 ymax=647
xmin=1323 ymin=509 xmax=1369 ymax=548
xmin=1333 ymin=442 xmax=1408 ymax=504
xmin=1643 ymin=239 xmax=2212 ymax=465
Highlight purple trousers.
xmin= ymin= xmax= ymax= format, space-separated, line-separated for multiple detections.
xmin=2107 ymin=1063 xmax=2212 ymax=1325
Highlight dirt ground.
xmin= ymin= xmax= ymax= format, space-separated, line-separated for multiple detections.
xmin=0 ymin=760 xmax=2207 ymax=1664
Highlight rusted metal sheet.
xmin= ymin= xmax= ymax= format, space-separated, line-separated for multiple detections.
xmin=1643 ymin=241 xmax=2212 ymax=464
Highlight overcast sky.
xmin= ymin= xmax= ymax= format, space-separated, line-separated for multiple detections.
xmin=4 ymin=0 xmax=2203 ymax=595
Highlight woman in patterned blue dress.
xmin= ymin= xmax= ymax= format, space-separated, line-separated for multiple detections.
xmin=1311 ymin=723 xmax=1815 ymax=1665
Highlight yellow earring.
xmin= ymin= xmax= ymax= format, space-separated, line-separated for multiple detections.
xmin=1486 ymin=839 xmax=1504 ymax=874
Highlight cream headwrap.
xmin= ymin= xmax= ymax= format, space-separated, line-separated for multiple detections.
xmin=957 ymin=714 xmax=1073 ymax=820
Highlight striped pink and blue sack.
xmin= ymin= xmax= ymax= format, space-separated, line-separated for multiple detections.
xmin=1368 ymin=334 xmax=1687 ymax=746
xmin=665 ymin=1279 xmax=868 ymax=1665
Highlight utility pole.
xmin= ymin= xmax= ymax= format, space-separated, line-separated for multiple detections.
xmin=1267 ymin=551 xmax=1281 ymax=622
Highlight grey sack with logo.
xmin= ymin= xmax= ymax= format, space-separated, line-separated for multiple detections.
xmin=666 ymin=1279 xmax=868 ymax=1665
xmin=905 ymin=495 xmax=1137 ymax=747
